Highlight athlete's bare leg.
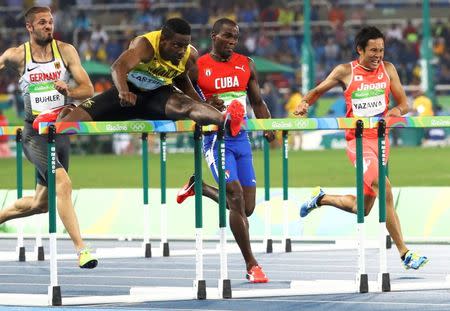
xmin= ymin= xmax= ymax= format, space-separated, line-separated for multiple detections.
xmin=59 ymin=106 xmax=93 ymax=122
xmin=54 ymin=168 xmax=85 ymax=251
xmin=0 ymin=168 xmax=86 ymax=251
xmin=0 ymin=184 xmax=47 ymax=223
xmin=165 ymin=93 xmax=223 ymax=125
xmin=195 ymin=179 xmax=258 ymax=270
xmin=226 ymin=181 xmax=258 ymax=271
xmin=319 ymin=177 xmax=408 ymax=256
xmin=242 ymin=186 xmax=256 ymax=217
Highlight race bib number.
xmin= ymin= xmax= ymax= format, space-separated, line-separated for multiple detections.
xmin=127 ymin=70 xmax=165 ymax=91
xmin=351 ymin=89 xmax=386 ymax=117
xmin=219 ymin=91 xmax=247 ymax=115
xmin=29 ymin=82 xmax=65 ymax=115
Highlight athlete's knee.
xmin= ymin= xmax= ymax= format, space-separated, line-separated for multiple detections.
xmin=31 ymin=198 xmax=48 ymax=214
xmin=227 ymin=190 xmax=245 ymax=212
xmin=245 ymin=205 xmax=255 ymax=217
xmin=56 ymin=177 xmax=73 ymax=198
xmin=166 ymin=94 xmax=191 ymax=115
xmin=57 ymin=106 xmax=74 ymax=120
xmin=59 ymin=106 xmax=92 ymax=122
xmin=244 ymin=199 xmax=256 ymax=217
xmin=363 ymin=197 xmax=376 ymax=216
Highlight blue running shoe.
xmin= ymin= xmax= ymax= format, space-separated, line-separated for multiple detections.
xmin=300 ymin=186 xmax=325 ymax=218
xmin=402 ymin=250 xmax=428 ymax=270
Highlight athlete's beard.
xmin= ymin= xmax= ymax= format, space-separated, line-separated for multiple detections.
xmin=35 ymin=36 xmax=53 ymax=46
xmin=33 ymin=26 xmax=53 ymax=46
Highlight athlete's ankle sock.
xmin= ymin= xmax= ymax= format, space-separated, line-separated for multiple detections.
xmin=401 ymin=250 xmax=409 ymax=261
xmin=317 ymin=196 xmax=323 ymax=206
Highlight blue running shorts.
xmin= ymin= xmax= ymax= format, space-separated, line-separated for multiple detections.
xmin=203 ymin=131 xmax=256 ymax=187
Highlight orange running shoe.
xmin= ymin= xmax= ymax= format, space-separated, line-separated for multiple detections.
xmin=176 ymin=175 xmax=195 ymax=204
xmin=224 ymin=99 xmax=244 ymax=137
xmin=32 ymin=106 xmax=65 ymax=131
xmin=246 ymin=265 xmax=269 ymax=283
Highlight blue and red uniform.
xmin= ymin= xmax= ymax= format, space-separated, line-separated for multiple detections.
xmin=197 ymin=52 xmax=255 ymax=186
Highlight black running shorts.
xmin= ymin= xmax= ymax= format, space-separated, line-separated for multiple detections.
xmin=79 ymin=83 xmax=174 ymax=121
xmin=22 ymin=122 xmax=70 ymax=186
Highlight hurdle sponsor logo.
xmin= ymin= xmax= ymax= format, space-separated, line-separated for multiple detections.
xmin=220 ymin=142 xmax=225 ymax=169
xmin=284 ymin=138 xmax=289 ymax=159
xmin=50 ymin=146 xmax=56 ymax=173
xmin=431 ymin=119 xmax=450 ymax=127
xmin=271 ymin=120 xmax=293 ymax=129
xmin=296 ymin=119 xmax=309 ymax=128
xmin=161 ymin=141 xmax=167 ymax=162
xmin=131 ymin=123 xmax=146 ymax=131
xmin=105 ymin=124 xmax=128 ymax=132
xmin=380 ymin=139 xmax=386 ymax=165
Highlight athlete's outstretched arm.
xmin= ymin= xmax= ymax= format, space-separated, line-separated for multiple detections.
xmin=384 ymin=61 xmax=409 ymax=116
xmin=0 ymin=46 xmax=22 ymax=73
xmin=295 ymin=63 xmax=350 ymax=116
xmin=58 ymin=42 xmax=93 ymax=100
xmin=181 ymin=48 xmax=224 ymax=111
xmin=111 ymin=37 xmax=154 ymax=106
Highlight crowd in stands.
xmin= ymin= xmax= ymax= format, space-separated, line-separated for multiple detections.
xmin=0 ymin=0 xmax=449 ymax=121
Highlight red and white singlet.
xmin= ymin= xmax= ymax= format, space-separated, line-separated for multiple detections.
xmin=344 ymin=60 xmax=390 ymax=140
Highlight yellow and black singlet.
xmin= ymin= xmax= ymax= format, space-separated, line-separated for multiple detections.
xmin=127 ymin=30 xmax=191 ymax=91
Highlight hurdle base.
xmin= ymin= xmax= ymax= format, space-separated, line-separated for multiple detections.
xmin=266 ymin=239 xmax=273 ymax=253
xmin=386 ymin=235 xmax=392 ymax=249
xmin=161 ymin=242 xmax=170 ymax=257
xmin=48 ymin=286 xmax=61 ymax=306
xmin=285 ymin=238 xmax=292 ymax=253
xmin=359 ymin=274 xmax=369 ymax=293
xmin=144 ymin=243 xmax=152 ymax=258
xmin=35 ymin=246 xmax=45 ymax=261
xmin=194 ymin=280 xmax=206 ymax=300
xmin=379 ymin=273 xmax=391 ymax=292
xmin=218 ymin=279 xmax=232 ymax=299
xmin=17 ymin=246 xmax=26 ymax=262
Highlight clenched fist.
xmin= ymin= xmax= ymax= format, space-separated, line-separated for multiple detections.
xmin=54 ymin=80 xmax=70 ymax=96
xmin=206 ymin=95 xmax=225 ymax=112
xmin=119 ymin=91 xmax=137 ymax=107
xmin=294 ymin=100 xmax=309 ymax=117
xmin=264 ymin=130 xmax=275 ymax=142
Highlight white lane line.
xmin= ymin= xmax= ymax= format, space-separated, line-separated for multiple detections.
xmin=0 ymin=282 xmax=130 ymax=288
xmin=0 ymin=265 xmax=446 ymax=278
xmin=235 ymin=297 xmax=450 ymax=308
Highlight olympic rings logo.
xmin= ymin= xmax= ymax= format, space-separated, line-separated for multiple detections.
xmin=131 ymin=123 xmax=146 ymax=131
xmin=295 ymin=119 xmax=309 ymax=128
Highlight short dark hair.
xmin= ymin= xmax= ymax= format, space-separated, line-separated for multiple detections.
xmin=24 ymin=6 xmax=51 ymax=24
xmin=161 ymin=18 xmax=191 ymax=39
xmin=354 ymin=26 xmax=385 ymax=54
xmin=212 ymin=18 xmax=237 ymax=34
